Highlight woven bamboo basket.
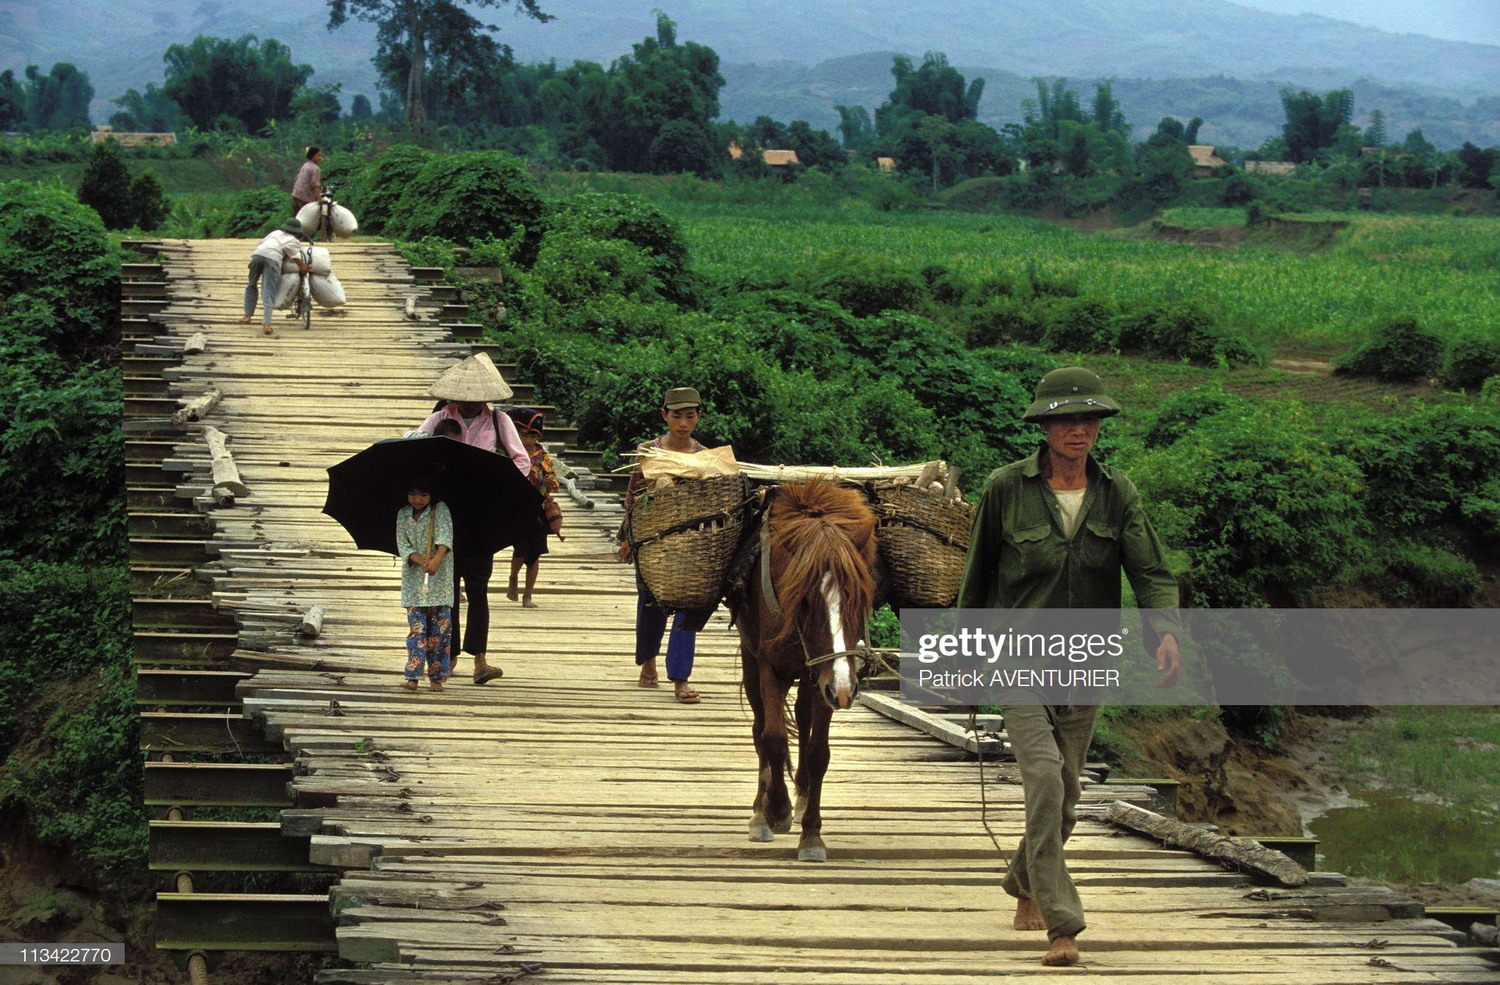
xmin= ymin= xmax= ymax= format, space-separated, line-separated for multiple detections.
xmin=631 ymin=474 xmax=751 ymax=610
xmin=872 ymin=483 xmax=974 ymax=608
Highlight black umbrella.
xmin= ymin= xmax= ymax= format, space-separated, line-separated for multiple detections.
xmin=323 ymin=436 xmax=543 ymax=557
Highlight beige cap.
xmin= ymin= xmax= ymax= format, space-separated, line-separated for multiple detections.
xmin=428 ymin=352 xmax=513 ymax=402
xmin=663 ymin=386 xmax=701 ymax=410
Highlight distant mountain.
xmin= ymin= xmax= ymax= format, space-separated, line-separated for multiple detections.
xmin=5 ymin=0 xmax=1496 ymax=148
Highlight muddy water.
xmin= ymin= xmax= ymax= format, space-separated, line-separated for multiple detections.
xmin=1308 ymin=789 xmax=1500 ymax=883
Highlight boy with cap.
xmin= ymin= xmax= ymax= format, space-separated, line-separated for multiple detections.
xmin=239 ymin=220 xmax=311 ymax=335
xmin=618 ymin=387 xmax=707 ymax=704
xmin=958 ymin=367 xmax=1181 ymax=967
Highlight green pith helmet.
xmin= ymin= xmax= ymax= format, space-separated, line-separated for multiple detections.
xmin=1022 ymin=367 xmax=1122 ymax=423
xmin=280 ymin=219 xmax=309 ymax=239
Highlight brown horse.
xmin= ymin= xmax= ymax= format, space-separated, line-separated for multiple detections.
xmin=728 ymin=480 xmax=881 ymax=862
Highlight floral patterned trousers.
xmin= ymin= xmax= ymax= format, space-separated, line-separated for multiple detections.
xmin=405 ymin=605 xmax=453 ymax=682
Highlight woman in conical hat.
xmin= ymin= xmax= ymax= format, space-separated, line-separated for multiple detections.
xmin=415 ymin=352 xmax=528 ymax=685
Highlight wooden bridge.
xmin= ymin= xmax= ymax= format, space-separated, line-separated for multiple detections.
xmin=126 ymin=240 xmax=1500 ymax=984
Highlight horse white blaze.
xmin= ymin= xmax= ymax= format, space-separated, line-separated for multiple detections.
xmin=820 ymin=573 xmax=854 ymax=707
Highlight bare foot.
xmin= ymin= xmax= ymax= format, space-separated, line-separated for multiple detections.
xmin=522 ymin=597 xmax=537 ymax=608
xmin=505 ymin=581 xmax=519 ymax=602
xmin=1013 ymin=897 xmax=1046 ymax=932
xmin=262 ymin=324 xmax=274 ymax=335
xmin=237 ymin=316 xmax=252 ymax=324
xmin=1041 ymin=936 xmax=1079 ymax=967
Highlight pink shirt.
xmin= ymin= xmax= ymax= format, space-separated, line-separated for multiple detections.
xmin=420 ymin=404 xmax=531 ymax=476
xmin=292 ymin=160 xmax=321 ymax=202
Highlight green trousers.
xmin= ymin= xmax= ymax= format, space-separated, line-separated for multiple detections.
xmin=1000 ymin=703 xmax=1098 ymax=941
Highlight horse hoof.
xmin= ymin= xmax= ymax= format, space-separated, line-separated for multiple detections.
xmin=793 ymin=794 xmax=808 ymax=824
xmin=748 ymin=824 xmax=773 ymax=843
xmin=771 ymin=815 xmax=794 ymax=835
xmin=797 ymin=845 xmax=828 ymax=863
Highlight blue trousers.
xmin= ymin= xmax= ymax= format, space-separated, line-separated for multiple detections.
xmin=243 ymin=255 xmax=282 ymax=324
xmin=635 ymin=591 xmax=696 ymax=682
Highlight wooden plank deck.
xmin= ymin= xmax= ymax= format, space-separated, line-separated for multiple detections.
xmin=140 ymin=239 xmax=1500 ymax=983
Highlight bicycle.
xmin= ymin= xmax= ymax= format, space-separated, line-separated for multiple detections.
xmin=314 ymin=186 xmax=337 ymax=244
xmin=295 ymin=243 xmax=314 ymax=330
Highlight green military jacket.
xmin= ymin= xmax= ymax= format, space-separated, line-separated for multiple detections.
xmin=957 ymin=446 xmax=1180 ymax=629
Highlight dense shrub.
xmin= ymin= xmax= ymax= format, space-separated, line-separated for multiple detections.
xmin=1132 ymin=404 xmax=1367 ymax=606
xmin=130 ymin=170 xmax=170 ymax=231
xmin=710 ymin=290 xmax=855 ymax=372
xmin=0 ymin=182 xmax=119 ymax=359
xmin=519 ymin=232 xmax=664 ymax=327
xmin=1042 ymin=297 xmax=1119 ymax=353
xmin=1142 ymin=385 xmax=1248 ymax=449
xmin=1347 ymin=400 xmax=1500 ymax=550
xmin=961 ymin=295 xmax=1046 ymax=347
xmin=1440 ymin=332 xmax=1500 ymax=389
xmin=1116 ymin=300 xmax=1260 ymax=366
xmin=547 ymin=192 xmax=694 ymax=302
xmin=1355 ymin=539 xmax=1481 ymax=606
xmin=0 ymin=357 xmax=125 ymax=563
xmin=800 ymin=249 xmax=925 ymax=317
xmin=76 ymin=140 xmax=136 ymax=230
xmin=390 ymin=151 xmax=547 ymax=251
xmin=345 ymin=144 xmax=431 ymax=232
xmin=1334 ymin=316 xmax=1444 ymax=381
xmin=213 ymin=187 xmax=289 ymax=238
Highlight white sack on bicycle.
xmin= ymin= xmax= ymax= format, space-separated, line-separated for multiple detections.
xmin=311 ymin=273 xmax=347 ymax=308
xmin=283 ymin=247 xmax=332 ymax=276
xmin=296 ymin=201 xmax=322 ymax=236
xmin=330 ymin=204 xmax=358 ymax=239
xmin=273 ymin=272 xmax=301 ymax=310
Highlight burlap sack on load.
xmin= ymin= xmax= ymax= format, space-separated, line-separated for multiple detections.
xmin=284 ymin=246 xmax=332 ymax=276
xmin=295 ymin=201 xmax=322 ymax=235
xmin=310 ymin=273 xmax=346 ymax=307
xmin=330 ymin=204 xmax=358 ymax=238
xmin=273 ymin=272 xmax=301 ymax=309
xmin=631 ymin=445 xmax=748 ymax=610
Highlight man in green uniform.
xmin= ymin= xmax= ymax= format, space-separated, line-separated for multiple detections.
xmin=957 ymin=367 xmax=1181 ymax=967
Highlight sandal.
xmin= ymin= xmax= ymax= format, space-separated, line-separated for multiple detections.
xmin=262 ymin=324 xmax=274 ymax=335
xmin=673 ymin=681 xmax=701 ymax=704
xmin=473 ymin=666 xmax=504 ymax=685
xmin=637 ymin=665 xmax=659 ymax=688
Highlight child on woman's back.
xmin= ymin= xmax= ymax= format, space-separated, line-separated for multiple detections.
xmin=396 ymin=479 xmax=454 ymax=691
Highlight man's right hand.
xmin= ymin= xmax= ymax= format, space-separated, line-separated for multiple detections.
xmin=617 ymin=541 xmax=632 ymax=563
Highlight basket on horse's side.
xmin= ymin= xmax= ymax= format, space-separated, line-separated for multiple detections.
xmin=871 ymin=483 xmax=974 ymax=608
xmin=631 ymin=473 xmax=751 ymax=610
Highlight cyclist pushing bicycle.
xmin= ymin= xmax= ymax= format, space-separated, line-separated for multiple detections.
xmin=240 ymin=221 xmax=310 ymax=336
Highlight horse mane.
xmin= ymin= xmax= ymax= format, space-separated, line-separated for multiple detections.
xmin=765 ymin=480 xmax=878 ymax=648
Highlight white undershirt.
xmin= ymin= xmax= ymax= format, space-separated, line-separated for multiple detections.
xmin=1051 ymin=487 xmax=1087 ymax=538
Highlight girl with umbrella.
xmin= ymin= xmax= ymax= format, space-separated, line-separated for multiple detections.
xmin=416 ymin=353 xmax=530 ymax=685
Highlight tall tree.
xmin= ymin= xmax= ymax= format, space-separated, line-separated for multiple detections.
xmin=0 ymin=71 xmax=25 ymax=130
xmin=22 ymin=63 xmax=93 ymax=130
xmin=1280 ymin=87 xmax=1354 ymax=164
xmin=163 ymin=36 xmax=312 ymax=132
xmin=110 ymin=83 xmax=185 ymax=132
xmin=1365 ymin=109 xmax=1387 ymax=148
xmin=326 ymin=0 xmax=552 ymax=133
xmin=834 ymin=105 xmax=874 ymax=150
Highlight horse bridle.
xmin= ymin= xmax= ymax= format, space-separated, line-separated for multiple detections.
xmin=757 ymin=512 xmax=898 ymax=677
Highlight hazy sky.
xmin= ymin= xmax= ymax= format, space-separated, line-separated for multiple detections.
xmin=1233 ymin=0 xmax=1500 ymax=47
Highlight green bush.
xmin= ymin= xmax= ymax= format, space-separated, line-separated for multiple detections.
xmin=1335 ymin=316 xmax=1444 ymax=381
xmin=76 ymin=140 xmax=136 ymax=230
xmin=213 ymin=187 xmax=288 ymax=238
xmin=1348 ymin=400 xmax=1500 ymax=550
xmin=519 ymin=232 xmax=663 ymax=327
xmin=390 ymin=150 xmax=547 ymax=252
xmin=1132 ymin=403 xmax=1367 ymax=606
xmin=548 ymin=192 xmax=694 ymax=303
xmin=0 ymin=563 xmax=141 ymax=878
xmin=1356 ymin=539 xmax=1481 ymax=606
xmin=1116 ymin=300 xmax=1260 ymax=366
xmin=710 ymin=290 xmax=855 ymax=373
xmin=0 ymin=182 xmax=120 ymax=359
xmin=961 ymin=295 xmax=1046 ymax=347
xmin=131 ymin=170 xmax=170 ymax=231
xmin=344 ymin=144 xmax=430 ymax=232
xmin=1142 ymin=384 xmax=1248 ymax=449
xmin=1042 ymin=297 xmax=1119 ymax=353
xmin=1440 ymin=332 xmax=1500 ymax=389
xmin=800 ymin=249 xmax=926 ymax=317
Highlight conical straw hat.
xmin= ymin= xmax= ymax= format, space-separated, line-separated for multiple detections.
xmin=427 ymin=352 xmax=513 ymax=402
